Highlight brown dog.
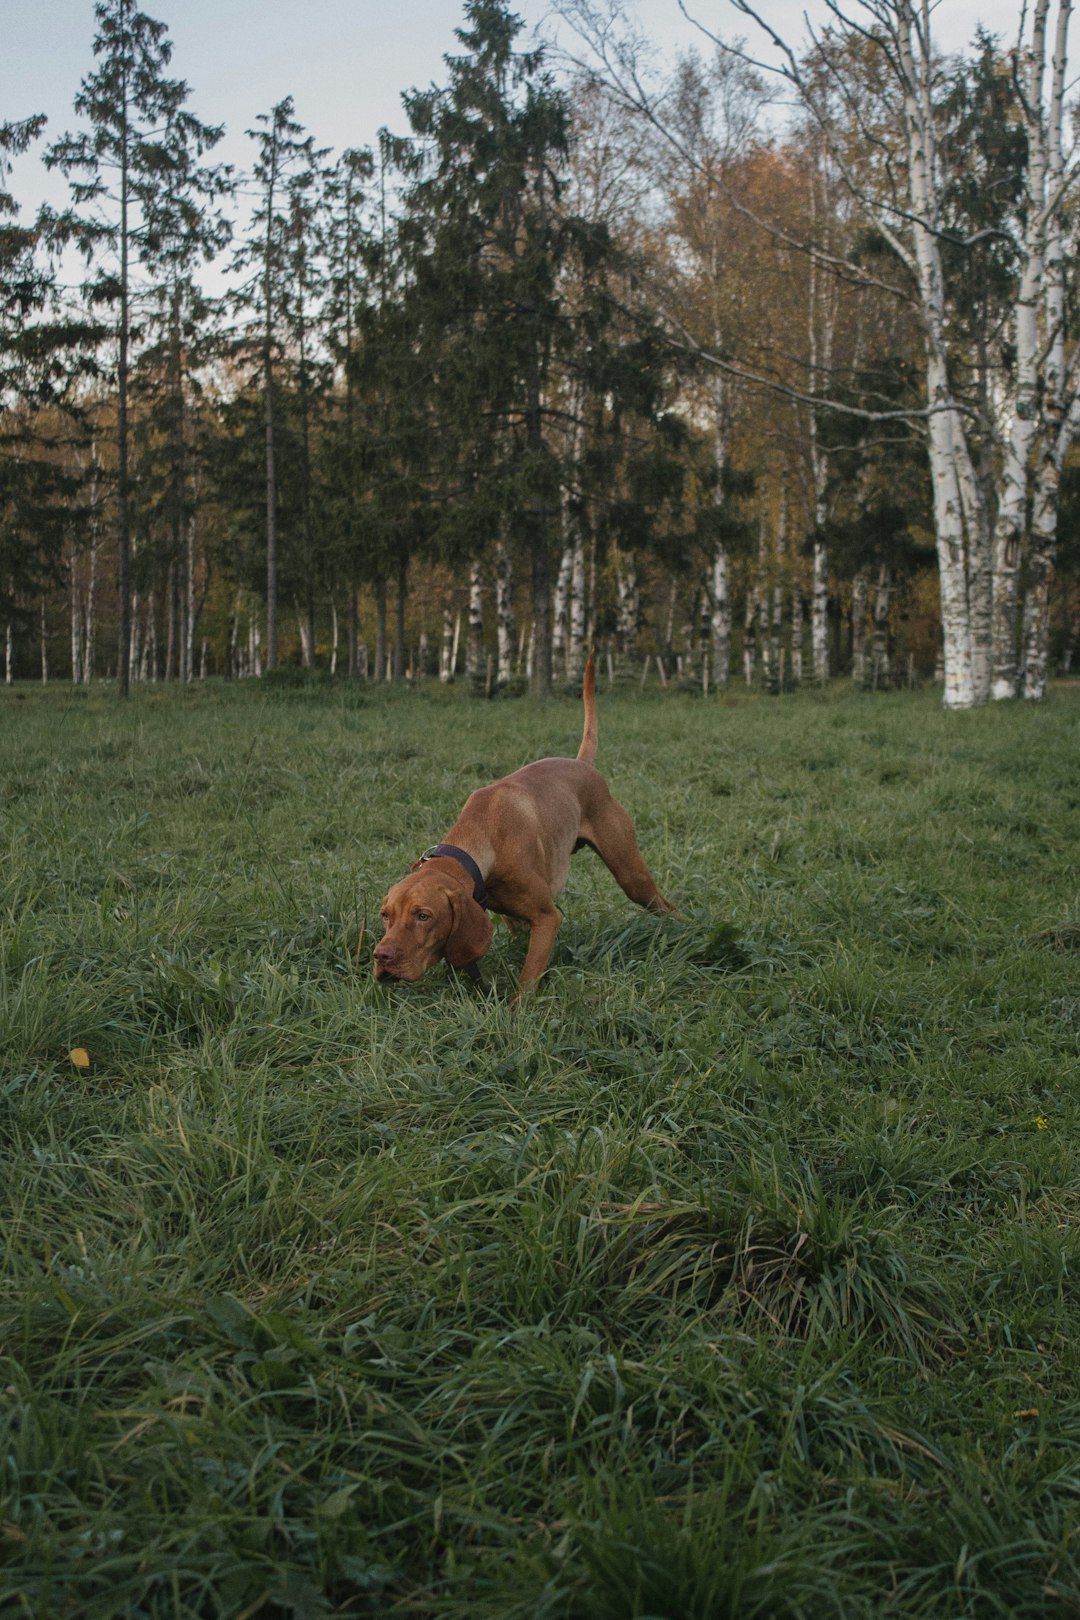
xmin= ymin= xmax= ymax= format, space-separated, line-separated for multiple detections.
xmin=373 ymin=654 xmax=675 ymax=996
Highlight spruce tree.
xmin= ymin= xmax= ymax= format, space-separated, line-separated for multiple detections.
xmin=398 ymin=0 xmax=575 ymax=695
xmin=322 ymin=147 xmax=373 ymax=674
xmin=44 ymin=0 xmax=224 ymax=694
xmin=231 ymin=99 xmax=328 ymax=670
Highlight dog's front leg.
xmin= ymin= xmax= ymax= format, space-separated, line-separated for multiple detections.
xmin=511 ymin=906 xmax=562 ymax=1000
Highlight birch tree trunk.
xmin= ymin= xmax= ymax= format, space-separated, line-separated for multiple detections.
xmin=807 ymin=147 xmax=836 ymax=687
xmin=1020 ymin=0 xmax=1076 ymax=698
xmin=440 ymin=588 xmax=455 ymax=682
xmin=5 ymin=620 xmax=11 ymax=683
xmin=871 ymin=564 xmax=891 ymax=685
xmin=466 ymin=559 xmax=484 ymax=680
xmin=552 ymin=545 xmax=572 ymax=671
xmin=705 ymin=379 xmax=730 ymax=688
xmin=295 ymin=602 xmax=313 ymax=668
xmin=791 ymin=588 xmax=804 ymax=685
xmin=40 ymin=599 xmax=48 ymax=686
xmin=330 ymin=600 xmax=339 ymax=676
xmin=129 ymin=589 xmax=141 ymax=684
xmin=852 ymin=570 xmax=869 ymax=688
xmin=895 ymin=3 xmax=991 ymax=708
xmin=494 ymin=537 xmax=514 ymax=684
xmin=567 ymin=538 xmax=586 ymax=680
xmin=614 ymin=549 xmax=639 ymax=663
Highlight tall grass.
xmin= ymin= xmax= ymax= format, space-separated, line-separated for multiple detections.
xmin=1 ymin=677 xmax=1078 ymax=1616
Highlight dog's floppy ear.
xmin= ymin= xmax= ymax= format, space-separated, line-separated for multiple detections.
xmin=443 ymin=889 xmax=494 ymax=968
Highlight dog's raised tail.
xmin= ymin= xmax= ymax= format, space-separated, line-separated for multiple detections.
xmin=577 ymin=652 xmax=598 ymax=764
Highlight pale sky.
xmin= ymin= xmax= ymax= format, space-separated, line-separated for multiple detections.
xmin=5 ymin=0 xmax=1018 ymax=233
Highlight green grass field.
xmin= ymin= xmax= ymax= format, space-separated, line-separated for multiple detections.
xmin=1 ymin=675 xmax=1078 ymax=1618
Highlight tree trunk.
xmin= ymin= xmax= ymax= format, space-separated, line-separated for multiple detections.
xmin=70 ymin=560 xmax=80 ymax=685
xmin=330 ymin=599 xmax=339 ymax=676
xmin=552 ymin=545 xmax=571 ymax=671
xmin=374 ymin=574 xmax=387 ymax=679
xmin=567 ymin=538 xmax=586 ymax=681
xmin=348 ymin=579 xmax=359 ymax=678
xmin=466 ymin=559 xmax=484 ymax=679
xmin=494 ymin=537 xmax=514 ymax=684
xmin=184 ymin=515 xmax=196 ymax=684
xmin=392 ymin=551 xmax=408 ymax=682
xmin=165 ymin=559 xmax=176 ymax=681
xmin=40 ymin=598 xmax=48 ymax=686
xmin=440 ymin=588 xmax=455 ymax=682
xmin=872 ymin=564 xmax=891 ymax=685
xmin=83 ymin=527 xmax=97 ymax=685
xmin=614 ymin=549 xmax=639 ymax=663
xmin=852 ymin=570 xmax=869 ymax=688
xmin=791 ymin=588 xmax=804 ymax=685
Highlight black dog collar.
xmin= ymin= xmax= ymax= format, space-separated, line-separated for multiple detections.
xmin=414 ymin=844 xmax=490 ymax=911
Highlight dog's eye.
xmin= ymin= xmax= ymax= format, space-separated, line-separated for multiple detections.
xmin=416 ymin=910 xmax=432 ymax=923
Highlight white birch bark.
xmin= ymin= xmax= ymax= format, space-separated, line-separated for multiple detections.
xmin=494 ymin=537 xmax=515 ymax=684
xmin=708 ymin=380 xmax=732 ymax=688
xmin=568 ymin=537 xmax=586 ymax=679
xmin=440 ymin=589 xmax=455 ymax=682
xmin=895 ymin=4 xmax=984 ymax=708
xmin=807 ymin=148 xmax=836 ymax=686
xmin=871 ymin=564 xmax=891 ymax=684
xmin=466 ymin=560 xmax=484 ymax=679
xmin=743 ymin=583 xmax=757 ymax=686
xmin=295 ymin=603 xmax=313 ymax=668
xmin=552 ymin=545 xmax=572 ymax=670
xmin=129 ymin=587 xmax=141 ymax=684
xmin=40 ymin=599 xmax=48 ymax=686
xmin=614 ymin=548 xmax=639 ymax=662
xmin=83 ymin=530 xmax=97 ymax=685
xmin=1021 ymin=0 xmax=1076 ymax=697
xmin=4 ymin=620 xmax=11 ymax=683
xmin=330 ymin=600 xmax=339 ymax=676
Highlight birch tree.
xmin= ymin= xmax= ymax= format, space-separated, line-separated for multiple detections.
xmin=708 ymin=0 xmax=1077 ymax=705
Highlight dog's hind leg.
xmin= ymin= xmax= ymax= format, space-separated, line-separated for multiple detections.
xmin=583 ymin=794 xmax=676 ymax=913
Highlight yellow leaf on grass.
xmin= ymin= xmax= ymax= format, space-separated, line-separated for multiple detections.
xmin=69 ymin=1048 xmax=90 ymax=1069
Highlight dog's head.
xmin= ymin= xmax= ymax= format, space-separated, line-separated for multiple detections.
xmin=373 ymin=866 xmax=493 ymax=983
